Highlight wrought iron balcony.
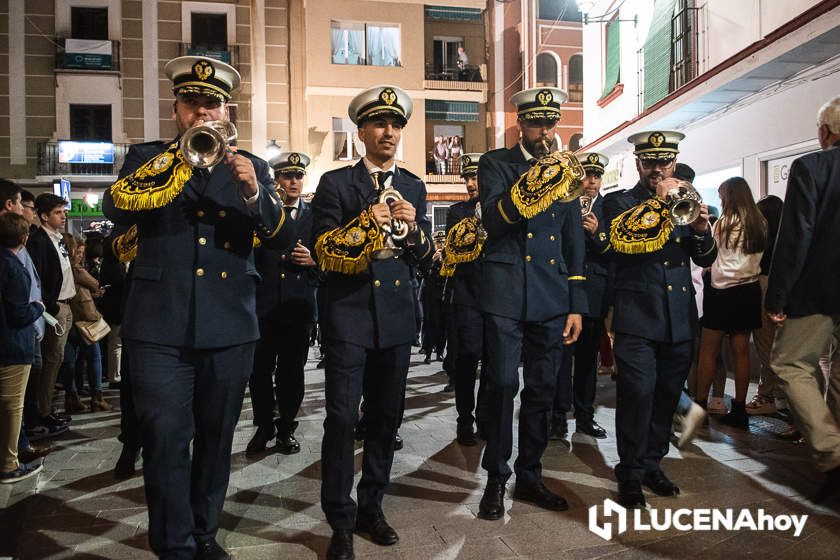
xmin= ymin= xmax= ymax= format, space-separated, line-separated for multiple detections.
xmin=37 ymin=141 xmax=130 ymax=178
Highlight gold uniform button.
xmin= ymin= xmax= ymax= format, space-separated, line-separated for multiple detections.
xmin=224 ymin=242 xmax=231 ymax=249
xmin=198 ymin=237 xmax=207 ymax=245
xmin=681 ymin=260 xmax=686 ymax=266
xmin=667 ymin=285 xmax=673 ymax=291
xmin=527 ymin=233 xmax=534 ymax=239
xmin=196 ymin=210 xmax=205 ymax=218
xmin=395 ymin=280 xmax=401 ymax=286
xmin=675 ymin=237 xmax=682 ymax=243
xmin=664 ymin=260 xmax=669 ymax=267
xmin=682 ymin=286 xmax=688 ymax=292
xmin=196 ymin=268 xmax=205 ymax=277
xmin=218 ymin=210 xmax=226 ymax=218
xmin=281 ymin=273 xmax=286 ymax=279
xmin=220 ymin=271 xmax=228 ymax=279
xmin=526 ymin=255 xmax=532 ymax=262
xmin=549 ymin=235 xmax=555 ymax=241
xmin=281 ymin=254 xmax=287 ymax=261
xmin=374 ymin=280 xmax=381 ymax=287
xmin=549 ymin=258 xmax=556 ymax=265
xmin=552 ymin=213 xmax=556 ymax=219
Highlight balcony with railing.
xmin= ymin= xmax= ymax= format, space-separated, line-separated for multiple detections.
xmin=178 ymin=43 xmax=241 ymax=68
xmin=55 ymin=38 xmax=120 ymax=71
xmin=37 ymin=142 xmax=130 ymax=179
xmin=424 ymin=63 xmax=487 ymax=94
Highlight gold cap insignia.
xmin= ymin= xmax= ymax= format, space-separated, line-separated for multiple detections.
xmin=289 ymin=153 xmax=300 ymax=165
xmin=193 ymin=60 xmax=214 ymax=82
xmin=380 ymin=88 xmax=397 ymax=106
xmin=537 ymin=89 xmax=554 ymax=106
xmin=649 ymin=132 xmax=665 ymax=148
xmin=588 ymin=153 xmax=600 ymax=165
xmin=463 ymin=155 xmax=471 ymax=166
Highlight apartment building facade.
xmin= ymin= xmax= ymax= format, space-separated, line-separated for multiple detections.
xmin=577 ymin=0 xmax=840 ymax=208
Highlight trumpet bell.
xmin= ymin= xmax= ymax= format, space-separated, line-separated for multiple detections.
xmin=579 ymin=195 xmax=593 ymax=217
xmin=180 ymin=120 xmax=238 ymax=168
xmin=371 ymin=187 xmax=409 ymax=260
xmin=665 ymin=181 xmax=702 ymax=226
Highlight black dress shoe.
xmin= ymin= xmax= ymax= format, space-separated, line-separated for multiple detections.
xmin=512 ymin=481 xmax=568 ymax=511
xmin=276 ymin=433 xmax=301 ymax=454
xmin=316 ymin=359 xmax=326 ymax=369
xmin=327 ymin=529 xmax=354 ymax=560
xmin=393 ymin=434 xmax=403 ymax=451
xmin=456 ymin=427 xmax=477 ymax=446
xmin=114 ymin=445 xmax=138 ymax=480
xmin=618 ymin=480 xmax=646 ymax=509
xmin=423 ymin=355 xmax=432 ymax=364
xmin=478 ymin=479 xmax=506 ymax=520
xmin=442 ymin=382 xmax=454 ymax=392
xmin=355 ymin=514 xmax=399 ymax=545
xmin=549 ymin=418 xmax=568 ymax=440
xmin=19 ymin=444 xmax=53 ymax=464
xmin=815 ymin=466 xmax=840 ymax=503
xmin=245 ymin=425 xmax=276 ymax=455
xmin=576 ymin=418 xmax=608 ymax=439
xmin=194 ymin=538 xmax=230 ymax=560
xmin=643 ymin=469 xmax=680 ymax=496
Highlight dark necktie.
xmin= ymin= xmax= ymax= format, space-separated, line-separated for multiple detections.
xmin=285 ymin=205 xmax=296 ymax=220
xmin=371 ymin=171 xmax=394 ymax=191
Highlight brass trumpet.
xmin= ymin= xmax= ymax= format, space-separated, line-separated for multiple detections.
xmin=473 ymin=201 xmax=488 ymax=243
xmin=180 ymin=120 xmax=238 ymax=168
xmin=372 ymin=187 xmax=410 ymax=260
xmin=664 ymin=181 xmax=702 ymax=226
xmin=579 ymin=195 xmax=593 ymax=217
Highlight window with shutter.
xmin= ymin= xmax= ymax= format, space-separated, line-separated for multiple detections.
xmin=600 ymin=18 xmax=620 ymax=100
xmin=642 ymin=0 xmax=678 ymax=109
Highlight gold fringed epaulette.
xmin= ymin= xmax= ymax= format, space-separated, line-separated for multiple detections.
xmin=252 ymin=233 xmax=261 ymax=248
xmin=440 ymin=261 xmax=456 ymax=277
xmin=112 ymin=224 xmax=139 ymax=263
xmin=444 ymin=217 xmax=486 ymax=265
xmin=315 ymin=208 xmax=384 ymax=275
xmin=609 ymin=197 xmax=675 ymax=254
xmin=110 ymin=142 xmax=193 ymax=211
xmin=511 ymin=151 xmax=586 ymax=219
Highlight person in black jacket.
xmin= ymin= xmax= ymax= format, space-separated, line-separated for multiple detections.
xmin=551 ymin=152 xmax=612 ymax=440
xmin=311 ymin=85 xmax=432 ymax=560
xmin=766 ymin=96 xmax=840 ymax=500
xmin=102 ymin=56 xmax=286 ymax=560
xmin=604 ymin=130 xmax=716 ymax=509
xmin=246 ymin=151 xmax=315 ymax=455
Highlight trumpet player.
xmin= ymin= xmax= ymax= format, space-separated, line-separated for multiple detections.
xmin=103 ymin=56 xmax=286 ymax=559
xmin=476 ymin=87 xmax=587 ymax=520
xmin=603 ymin=131 xmax=716 ymax=509
xmin=311 ymin=85 xmax=432 ymax=560
xmin=247 ymin=152 xmax=316 ymax=456
xmin=551 ymin=152 xmax=612 ymax=440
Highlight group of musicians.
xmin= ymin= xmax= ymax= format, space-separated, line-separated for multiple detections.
xmin=105 ymin=55 xmax=716 ymax=560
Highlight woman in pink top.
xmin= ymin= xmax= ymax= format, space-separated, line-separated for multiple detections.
xmin=695 ymin=177 xmax=767 ymax=427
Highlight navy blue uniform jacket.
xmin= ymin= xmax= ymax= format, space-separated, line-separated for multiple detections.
xmin=767 ymin=141 xmax=840 ymax=317
xmin=103 ymin=140 xmax=286 ymax=349
xmin=255 ymin=199 xmax=316 ymax=325
xmin=444 ymin=199 xmax=482 ymax=308
xmin=603 ymin=183 xmax=717 ymax=343
xmin=311 ymin=160 xmax=433 ymax=349
xmin=581 ymin=194 xmax=613 ymax=319
xmin=477 ymin=146 xmax=587 ymax=321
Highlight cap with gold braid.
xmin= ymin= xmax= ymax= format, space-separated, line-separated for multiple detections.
xmin=579 ymin=152 xmax=609 ymax=174
xmin=510 ymin=87 xmax=568 ymax=121
xmin=348 ymin=85 xmax=413 ymax=126
xmin=460 ymin=153 xmax=482 ymax=177
xmin=627 ymin=130 xmax=685 ymax=161
xmin=164 ymin=56 xmax=241 ymax=102
xmin=269 ymin=152 xmax=311 ymax=175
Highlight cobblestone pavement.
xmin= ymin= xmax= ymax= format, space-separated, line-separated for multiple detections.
xmin=2 ymin=350 xmax=839 ymax=559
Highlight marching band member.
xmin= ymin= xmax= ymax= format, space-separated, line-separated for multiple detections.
xmin=441 ymin=153 xmax=490 ymax=445
xmin=103 ymin=56 xmax=286 ymax=560
xmin=311 ymin=85 xmax=432 ymax=560
xmin=603 ymin=131 xmax=716 ymax=509
xmin=476 ymin=87 xmax=587 ymax=520
xmin=247 ymin=152 xmax=317 ymax=455
xmin=551 ymin=152 xmax=612 ymax=440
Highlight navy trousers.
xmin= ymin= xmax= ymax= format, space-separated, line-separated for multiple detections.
xmin=321 ymin=340 xmax=410 ymax=530
xmin=553 ymin=316 xmax=604 ymax=421
xmin=249 ymin=319 xmax=311 ymax=433
xmin=613 ymin=333 xmax=692 ymax=482
xmin=482 ymin=313 xmax=565 ymax=485
xmin=127 ymin=339 xmax=254 ymax=560
xmin=453 ymin=304 xmax=487 ymax=429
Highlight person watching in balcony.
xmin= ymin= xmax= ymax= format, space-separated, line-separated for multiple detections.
xmin=457 ymin=46 xmax=470 ymax=80
xmin=433 ymin=136 xmax=448 ymax=174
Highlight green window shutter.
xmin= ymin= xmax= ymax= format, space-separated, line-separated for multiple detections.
xmin=601 ymin=19 xmax=621 ymax=99
xmin=643 ymin=0 xmax=678 ymax=109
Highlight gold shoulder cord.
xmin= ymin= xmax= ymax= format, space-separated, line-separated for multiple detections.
xmin=315 ymin=208 xmax=385 ymax=275
xmin=609 ymin=197 xmax=675 ymax=254
xmin=112 ymin=224 xmax=139 ymax=263
xmin=110 ymin=142 xmax=193 ymax=211
xmin=439 ymin=261 xmax=457 ymax=277
xmin=511 ymin=151 xmax=585 ymax=218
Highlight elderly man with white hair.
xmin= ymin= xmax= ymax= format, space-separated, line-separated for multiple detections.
xmin=766 ymin=95 xmax=840 ymax=502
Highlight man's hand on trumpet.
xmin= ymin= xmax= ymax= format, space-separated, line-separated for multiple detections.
xmin=582 ymin=212 xmax=599 ymax=236
xmin=290 ymin=239 xmax=316 ymax=267
xmin=224 ymin=147 xmax=259 ymax=198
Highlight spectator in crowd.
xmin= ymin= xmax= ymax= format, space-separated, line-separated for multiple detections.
xmin=19 ymin=190 xmax=39 ymax=230
xmin=433 ymin=136 xmax=448 ymax=174
xmin=766 ymin=96 xmax=840 ymax=500
xmin=448 ymin=136 xmax=463 ymax=175
xmin=0 ymin=212 xmax=46 ymax=483
xmin=695 ymin=177 xmax=767 ymax=427
xmin=746 ymin=195 xmax=784 ymax=417
xmin=26 ymin=194 xmax=75 ymax=438
xmin=457 ymin=46 xmax=470 ymax=80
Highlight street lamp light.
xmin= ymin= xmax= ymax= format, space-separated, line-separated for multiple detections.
xmin=575 ymin=0 xmax=637 ymax=26
xmin=265 ymin=139 xmax=281 ymax=161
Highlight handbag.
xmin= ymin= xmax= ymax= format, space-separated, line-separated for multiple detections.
xmin=75 ymin=316 xmax=111 ymax=345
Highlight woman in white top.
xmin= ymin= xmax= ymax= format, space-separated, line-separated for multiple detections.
xmin=695 ymin=177 xmax=767 ymax=427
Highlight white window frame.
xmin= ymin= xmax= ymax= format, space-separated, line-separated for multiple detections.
xmin=55 ymin=0 xmax=121 ymax=40
xmin=181 ymin=1 xmax=237 ymax=46
xmin=330 ymin=20 xmax=401 ymax=67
